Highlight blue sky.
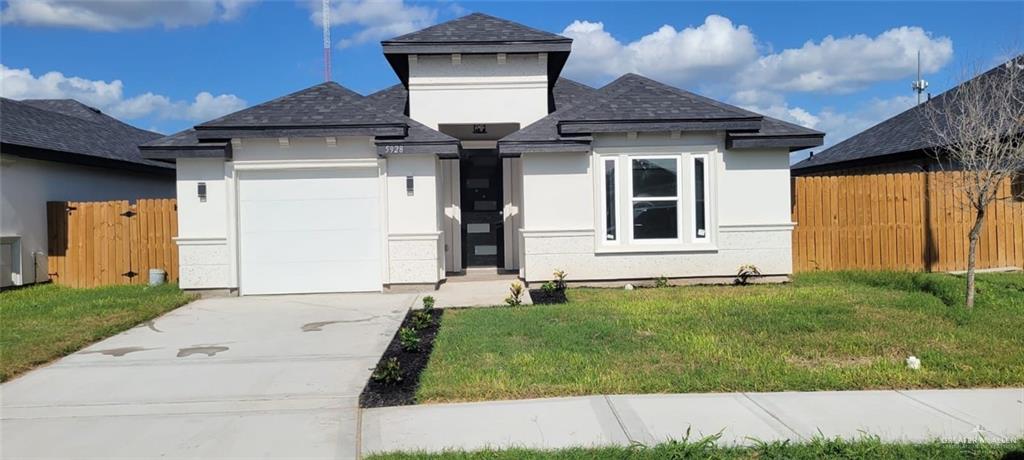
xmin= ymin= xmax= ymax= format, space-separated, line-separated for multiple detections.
xmin=2 ymin=1 xmax=1021 ymax=159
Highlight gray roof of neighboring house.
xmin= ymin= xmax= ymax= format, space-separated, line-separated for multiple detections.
xmin=144 ymin=81 xmax=459 ymax=159
xmin=0 ymin=97 xmax=171 ymax=172
xmin=499 ymin=74 xmax=823 ymax=155
xmin=792 ymin=56 xmax=1024 ymax=173
xmin=383 ymin=12 xmax=571 ymax=49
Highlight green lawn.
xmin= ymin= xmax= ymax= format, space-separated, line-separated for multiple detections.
xmin=416 ymin=271 xmax=1024 ymax=403
xmin=368 ymin=437 xmax=1024 ymax=460
xmin=0 ymin=283 xmax=195 ymax=381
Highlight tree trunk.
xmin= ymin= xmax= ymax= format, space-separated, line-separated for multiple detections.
xmin=965 ymin=207 xmax=986 ymax=309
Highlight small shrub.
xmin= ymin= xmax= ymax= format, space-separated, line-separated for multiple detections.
xmin=371 ymin=357 xmax=402 ymax=385
xmin=411 ymin=310 xmax=433 ymax=330
xmin=421 ymin=295 xmax=435 ymax=312
xmin=654 ymin=276 xmax=670 ymax=288
xmin=505 ymin=280 xmax=525 ymax=306
xmin=553 ymin=269 xmax=568 ymax=290
xmin=398 ymin=327 xmax=420 ymax=352
xmin=540 ymin=281 xmax=558 ymax=294
xmin=735 ymin=264 xmax=762 ymax=285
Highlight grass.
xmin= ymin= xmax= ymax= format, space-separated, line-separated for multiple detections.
xmin=367 ymin=437 xmax=1024 ymax=460
xmin=0 ymin=283 xmax=195 ymax=381
xmin=416 ymin=271 xmax=1024 ymax=403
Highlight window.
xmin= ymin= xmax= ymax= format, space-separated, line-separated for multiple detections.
xmin=603 ymin=159 xmax=618 ymax=241
xmin=692 ymin=156 xmax=708 ymax=240
xmin=631 ymin=157 xmax=679 ymax=240
xmin=598 ymin=151 xmax=712 ymax=250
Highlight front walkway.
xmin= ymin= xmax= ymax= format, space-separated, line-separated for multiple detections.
xmin=1 ymin=292 xmax=414 ymax=459
xmin=362 ymin=389 xmax=1024 ymax=455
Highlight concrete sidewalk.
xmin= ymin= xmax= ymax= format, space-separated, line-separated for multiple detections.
xmin=361 ymin=388 xmax=1024 ymax=455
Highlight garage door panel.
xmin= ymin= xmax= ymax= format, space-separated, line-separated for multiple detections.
xmin=241 ymin=261 xmax=381 ymax=295
xmin=239 ymin=199 xmax=379 ymax=232
xmin=238 ymin=168 xmax=383 ymax=295
xmin=240 ymin=230 xmax=380 ymax=263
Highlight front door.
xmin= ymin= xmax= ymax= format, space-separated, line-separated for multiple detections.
xmin=460 ymin=149 xmax=503 ymax=267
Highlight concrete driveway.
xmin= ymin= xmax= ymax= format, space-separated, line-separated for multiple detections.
xmin=1 ymin=292 xmax=414 ymax=459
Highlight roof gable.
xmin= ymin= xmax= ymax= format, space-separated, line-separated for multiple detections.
xmin=384 ymin=13 xmax=569 ymax=45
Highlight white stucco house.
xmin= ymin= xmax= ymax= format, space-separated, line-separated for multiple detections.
xmin=141 ymin=13 xmax=824 ymax=296
xmin=1 ymin=98 xmax=175 ymax=288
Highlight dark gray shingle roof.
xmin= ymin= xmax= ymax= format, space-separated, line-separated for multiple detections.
xmin=1 ymin=97 xmax=170 ymax=170
xmin=792 ymin=56 xmax=1024 ymax=172
xmin=144 ymin=81 xmax=457 ymax=158
xmin=198 ymin=81 xmax=402 ymax=129
xmin=552 ymin=78 xmax=596 ymax=111
xmin=499 ymin=74 xmax=824 ymax=155
xmin=384 ymin=12 xmax=569 ymax=45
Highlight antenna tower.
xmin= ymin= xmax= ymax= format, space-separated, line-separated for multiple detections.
xmin=322 ymin=0 xmax=332 ymax=82
xmin=911 ymin=50 xmax=928 ymax=105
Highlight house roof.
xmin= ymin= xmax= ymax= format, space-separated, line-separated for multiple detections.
xmin=382 ymin=12 xmax=571 ymax=50
xmin=380 ymin=12 xmax=573 ymax=94
xmin=144 ymin=81 xmax=459 ymax=159
xmin=196 ymin=81 xmax=406 ymax=139
xmin=551 ymin=78 xmax=597 ymax=111
xmin=0 ymin=97 xmax=171 ymax=172
xmin=499 ymin=74 xmax=824 ymax=155
xmin=792 ymin=56 xmax=1024 ymax=173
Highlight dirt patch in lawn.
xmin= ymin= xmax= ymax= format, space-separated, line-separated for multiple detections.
xmin=359 ymin=308 xmax=443 ymax=408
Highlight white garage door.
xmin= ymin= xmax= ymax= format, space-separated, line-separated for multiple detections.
xmin=238 ymin=168 xmax=382 ymax=295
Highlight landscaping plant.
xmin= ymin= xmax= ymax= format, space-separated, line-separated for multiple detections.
xmin=422 ymin=295 xmax=435 ymax=312
xmin=398 ymin=327 xmax=420 ymax=352
xmin=371 ymin=357 xmax=402 ymax=385
xmin=654 ymin=275 xmax=670 ymax=288
xmin=411 ymin=310 xmax=433 ymax=330
xmin=505 ymin=281 xmax=525 ymax=306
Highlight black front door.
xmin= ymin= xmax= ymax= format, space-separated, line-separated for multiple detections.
xmin=460 ymin=149 xmax=503 ymax=267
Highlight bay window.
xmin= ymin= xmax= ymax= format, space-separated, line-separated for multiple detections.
xmin=598 ymin=151 xmax=712 ymax=249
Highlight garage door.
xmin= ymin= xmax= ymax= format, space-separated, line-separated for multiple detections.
xmin=238 ymin=168 xmax=381 ymax=295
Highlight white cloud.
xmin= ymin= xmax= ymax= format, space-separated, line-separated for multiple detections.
xmin=0 ymin=64 xmax=246 ymax=123
xmin=0 ymin=0 xmax=256 ymax=31
xmin=561 ymin=15 xmax=758 ymax=84
xmin=745 ymin=26 xmax=953 ymax=93
xmin=563 ymin=16 xmax=953 ymax=95
xmin=308 ymin=0 xmax=438 ymax=48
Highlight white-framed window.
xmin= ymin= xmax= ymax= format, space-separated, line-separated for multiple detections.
xmin=691 ymin=154 xmax=709 ymax=242
xmin=597 ymin=151 xmax=713 ymax=251
xmin=629 ymin=156 xmax=682 ymax=243
xmin=600 ymin=157 xmax=620 ymax=243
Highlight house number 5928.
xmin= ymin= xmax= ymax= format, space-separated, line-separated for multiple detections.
xmin=384 ymin=145 xmax=404 ymax=154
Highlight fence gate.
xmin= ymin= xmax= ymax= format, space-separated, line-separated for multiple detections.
xmin=47 ymin=199 xmax=178 ymax=288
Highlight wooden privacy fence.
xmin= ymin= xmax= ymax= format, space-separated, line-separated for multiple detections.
xmin=792 ymin=172 xmax=1024 ymax=272
xmin=47 ymin=199 xmax=178 ymax=288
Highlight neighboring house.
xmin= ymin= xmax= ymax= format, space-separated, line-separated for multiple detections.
xmin=0 ymin=98 xmax=175 ymax=288
xmin=141 ymin=13 xmax=823 ymax=296
xmin=792 ymin=55 xmax=1024 ymax=177
xmin=789 ymin=57 xmax=1024 ymax=273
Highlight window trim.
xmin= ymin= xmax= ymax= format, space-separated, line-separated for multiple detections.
xmin=628 ymin=155 xmax=683 ymax=244
xmin=691 ymin=154 xmax=710 ymax=243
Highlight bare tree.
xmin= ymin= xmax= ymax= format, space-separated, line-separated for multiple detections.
xmin=922 ymin=54 xmax=1024 ymax=308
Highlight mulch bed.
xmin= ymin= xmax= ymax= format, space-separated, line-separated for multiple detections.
xmin=359 ymin=308 xmax=443 ymax=408
xmin=529 ymin=288 xmax=567 ymax=304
